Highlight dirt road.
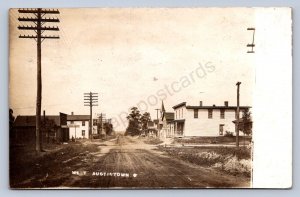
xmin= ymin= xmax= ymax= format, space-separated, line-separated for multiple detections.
xmin=64 ymin=136 xmax=250 ymax=188
xmin=11 ymin=135 xmax=250 ymax=188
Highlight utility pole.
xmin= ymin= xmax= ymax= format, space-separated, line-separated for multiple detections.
xmin=155 ymin=108 xmax=160 ymax=137
xmin=84 ymin=92 xmax=98 ymax=140
xmin=96 ymin=113 xmax=104 ymax=136
xmin=247 ymin=27 xmax=255 ymax=53
xmin=99 ymin=113 xmax=103 ymax=136
xmin=100 ymin=113 xmax=106 ymax=137
xmin=236 ymin=82 xmax=241 ymax=148
xmin=43 ymin=110 xmax=48 ymax=144
xmin=18 ymin=8 xmax=60 ymax=152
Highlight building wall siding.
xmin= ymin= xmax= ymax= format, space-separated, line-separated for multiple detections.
xmin=174 ymin=106 xmax=187 ymax=120
xmin=184 ymin=108 xmax=244 ymax=137
xmin=67 ymin=120 xmax=89 ymax=139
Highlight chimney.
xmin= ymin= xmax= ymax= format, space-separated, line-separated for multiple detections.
xmin=200 ymin=101 xmax=203 ymax=107
xmin=224 ymin=101 xmax=229 ymax=107
xmin=71 ymin=112 xmax=74 ymax=115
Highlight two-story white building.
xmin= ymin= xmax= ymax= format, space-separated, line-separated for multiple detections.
xmin=67 ymin=112 xmax=90 ymax=139
xmin=172 ymin=101 xmax=250 ymax=137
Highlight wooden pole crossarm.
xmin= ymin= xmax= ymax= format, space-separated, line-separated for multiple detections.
xmin=19 ymin=35 xmax=59 ymax=39
xmin=18 ymin=9 xmax=60 ymax=14
xmin=18 ymin=26 xmax=59 ymax=31
xmin=18 ymin=17 xmax=60 ymax=22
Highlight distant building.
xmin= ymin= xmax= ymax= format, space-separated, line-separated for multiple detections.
xmin=161 ymin=112 xmax=175 ymax=138
xmin=147 ymin=120 xmax=155 ymax=128
xmin=140 ymin=120 xmax=158 ymax=137
xmin=92 ymin=114 xmax=114 ymax=137
xmin=12 ymin=112 xmax=69 ymax=145
xmin=150 ymin=101 xmax=175 ymax=138
xmin=153 ymin=119 xmax=163 ymax=131
xmin=12 ymin=112 xmax=95 ymax=143
xmin=67 ymin=112 xmax=90 ymax=139
xmin=172 ymin=101 xmax=251 ymax=137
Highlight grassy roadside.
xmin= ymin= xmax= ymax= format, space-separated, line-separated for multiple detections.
xmin=158 ymin=145 xmax=252 ymax=177
xmin=10 ymin=142 xmax=99 ymax=188
xmin=174 ymin=136 xmax=252 ymax=145
xmin=141 ymin=137 xmax=163 ymax=145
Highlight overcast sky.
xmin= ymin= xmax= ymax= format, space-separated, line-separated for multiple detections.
xmin=9 ymin=8 xmax=255 ymax=130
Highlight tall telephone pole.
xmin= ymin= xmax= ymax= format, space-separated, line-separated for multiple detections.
xmin=155 ymin=108 xmax=160 ymax=136
xmin=18 ymin=8 xmax=60 ymax=152
xmin=247 ymin=27 xmax=255 ymax=53
xmin=84 ymin=92 xmax=98 ymax=140
xmin=236 ymin=82 xmax=241 ymax=148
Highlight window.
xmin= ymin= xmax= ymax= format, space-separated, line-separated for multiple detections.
xmin=219 ymin=124 xmax=224 ymax=135
xmin=175 ymin=110 xmax=177 ymax=119
xmin=220 ymin=109 xmax=225 ymax=119
xmin=82 ymin=130 xmax=85 ymax=136
xmin=70 ymin=120 xmax=74 ymax=124
xmin=82 ymin=121 xmax=85 ymax=126
xmin=194 ymin=109 xmax=198 ymax=118
xmin=208 ymin=109 xmax=213 ymax=119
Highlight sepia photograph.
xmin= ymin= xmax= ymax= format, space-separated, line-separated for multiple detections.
xmin=8 ymin=7 xmax=291 ymax=189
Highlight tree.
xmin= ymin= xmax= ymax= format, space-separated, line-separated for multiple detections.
xmin=140 ymin=112 xmax=151 ymax=131
xmin=9 ymin=108 xmax=15 ymax=132
xmin=9 ymin=108 xmax=15 ymax=141
xmin=125 ymin=107 xmax=141 ymax=136
xmin=241 ymin=108 xmax=252 ymax=136
xmin=104 ymin=122 xmax=113 ymax=135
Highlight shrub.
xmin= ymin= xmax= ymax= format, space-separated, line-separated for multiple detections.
xmin=224 ymin=131 xmax=234 ymax=137
xmin=144 ymin=138 xmax=163 ymax=145
xmin=214 ymin=156 xmax=252 ymax=177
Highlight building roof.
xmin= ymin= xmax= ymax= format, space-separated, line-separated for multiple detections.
xmin=67 ymin=115 xmax=90 ymax=121
xmin=172 ymin=102 xmax=186 ymax=109
xmin=47 ymin=116 xmax=61 ymax=125
xmin=173 ymin=101 xmax=251 ymax=110
xmin=173 ymin=119 xmax=185 ymax=123
xmin=14 ymin=114 xmax=90 ymax=127
xmin=14 ymin=115 xmax=61 ymax=127
xmin=186 ymin=105 xmax=251 ymax=110
xmin=14 ymin=116 xmax=36 ymax=127
xmin=162 ymin=112 xmax=174 ymax=121
xmin=161 ymin=100 xmax=166 ymax=112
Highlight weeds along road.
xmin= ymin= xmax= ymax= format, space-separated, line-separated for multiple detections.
xmin=11 ymin=135 xmax=250 ymax=188
xmin=64 ymin=136 xmax=250 ymax=188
